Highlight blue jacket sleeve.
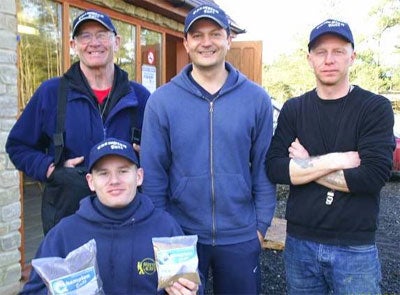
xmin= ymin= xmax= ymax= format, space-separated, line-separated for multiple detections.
xmin=6 ymin=80 xmax=58 ymax=181
xmin=253 ymin=93 xmax=277 ymax=235
xmin=140 ymin=95 xmax=171 ymax=210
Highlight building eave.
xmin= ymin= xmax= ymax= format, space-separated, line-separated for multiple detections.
xmin=123 ymin=0 xmax=246 ymax=35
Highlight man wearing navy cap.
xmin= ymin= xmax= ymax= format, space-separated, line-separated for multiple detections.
xmin=266 ymin=19 xmax=394 ymax=294
xmin=20 ymin=138 xmax=200 ymax=295
xmin=140 ymin=4 xmax=276 ymax=294
xmin=6 ymin=9 xmax=150 ymax=234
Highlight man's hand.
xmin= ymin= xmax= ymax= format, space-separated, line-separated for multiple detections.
xmin=64 ymin=156 xmax=84 ymax=168
xmin=46 ymin=163 xmax=55 ymax=179
xmin=257 ymin=230 xmax=264 ymax=246
xmin=133 ymin=143 xmax=141 ymax=153
xmin=289 ymin=138 xmax=309 ymax=159
xmin=47 ymin=156 xmax=85 ymax=179
xmin=165 ymin=277 xmax=199 ymax=295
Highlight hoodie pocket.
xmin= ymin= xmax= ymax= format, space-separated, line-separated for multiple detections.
xmin=172 ymin=175 xmax=211 ymax=213
xmin=171 ymin=173 xmax=253 ymax=230
xmin=213 ymin=173 xmax=254 ymax=228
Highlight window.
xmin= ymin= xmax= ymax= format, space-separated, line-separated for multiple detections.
xmin=17 ymin=1 xmax=158 ymax=112
xmin=141 ymin=29 xmax=162 ymax=93
xmin=115 ymin=21 xmax=137 ymax=80
xmin=17 ymin=0 xmax=186 ymax=113
xmin=17 ymin=0 xmax=62 ymax=110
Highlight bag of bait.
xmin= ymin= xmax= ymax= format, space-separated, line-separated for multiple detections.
xmin=31 ymin=239 xmax=104 ymax=295
xmin=152 ymin=235 xmax=201 ymax=290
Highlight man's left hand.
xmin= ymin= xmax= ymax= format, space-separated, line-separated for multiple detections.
xmin=165 ymin=277 xmax=199 ymax=295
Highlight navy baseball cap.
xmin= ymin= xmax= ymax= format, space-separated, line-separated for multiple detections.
xmin=88 ymin=138 xmax=139 ymax=172
xmin=308 ymin=19 xmax=354 ymax=51
xmin=184 ymin=4 xmax=229 ymax=33
xmin=72 ymin=10 xmax=117 ymax=38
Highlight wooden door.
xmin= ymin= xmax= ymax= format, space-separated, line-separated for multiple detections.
xmin=166 ymin=34 xmax=188 ymax=83
xmin=226 ymin=40 xmax=262 ymax=85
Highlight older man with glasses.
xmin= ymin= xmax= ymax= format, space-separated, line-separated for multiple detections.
xmin=6 ymin=9 xmax=150 ymax=235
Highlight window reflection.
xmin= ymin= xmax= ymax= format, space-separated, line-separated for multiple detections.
xmin=114 ymin=21 xmax=136 ymax=81
xmin=17 ymin=0 xmax=61 ymax=110
xmin=69 ymin=7 xmax=82 ymax=65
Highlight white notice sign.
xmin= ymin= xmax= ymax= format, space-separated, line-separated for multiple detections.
xmin=142 ymin=65 xmax=157 ymax=93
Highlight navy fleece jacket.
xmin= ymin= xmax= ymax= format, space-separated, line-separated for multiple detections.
xmin=20 ymin=193 xmax=184 ymax=295
xmin=6 ymin=62 xmax=149 ymax=181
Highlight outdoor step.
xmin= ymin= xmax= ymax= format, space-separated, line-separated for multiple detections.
xmin=263 ymin=217 xmax=287 ymax=251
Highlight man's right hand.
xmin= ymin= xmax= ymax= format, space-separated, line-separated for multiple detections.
xmin=64 ymin=156 xmax=84 ymax=168
xmin=46 ymin=156 xmax=85 ymax=179
xmin=46 ymin=163 xmax=55 ymax=179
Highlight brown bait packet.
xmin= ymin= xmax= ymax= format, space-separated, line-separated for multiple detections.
xmin=152 ymin=235 xmax=201 ymax=290
xmin=31 ymin=239 xmax=104 ymax=295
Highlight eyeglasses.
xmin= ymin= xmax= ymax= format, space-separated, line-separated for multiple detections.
xmin=75 ymin=31 xmax=113 ymax=44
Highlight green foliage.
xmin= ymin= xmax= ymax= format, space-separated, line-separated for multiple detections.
xmin=262 ymin=49 xmax=315 ymax=102
xmin=370 ymin=0 xmax=400 ymax=34
xmin=350 ymin=49 xmax=385 ymax=92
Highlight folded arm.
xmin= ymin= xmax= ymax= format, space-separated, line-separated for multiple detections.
xmin=289 ymin=138 xmax=360 ymax=192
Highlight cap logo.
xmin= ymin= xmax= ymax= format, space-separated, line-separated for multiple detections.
xmin=72 ymin=10 xmax=117 ymax=38
xmin=97 ymin=140 xmax=127 ymax=151
xmin=316 ymin=19 xmax=346 ymax=30
xmin=88 ymin=138 xmax=139 ymax=171
xmin=184 ymin=4 xmax=229 ymax=33
xmin=192 ymin=5 xmax=221 ymax=16
xmin=79 ymin=11 xmax=105 ymax=22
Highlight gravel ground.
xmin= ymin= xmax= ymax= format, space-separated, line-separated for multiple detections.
xmin=206 ymin=181 xmax=400 ymax=294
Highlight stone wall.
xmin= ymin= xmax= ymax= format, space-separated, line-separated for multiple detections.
xmin=0 ymin=0 xmax=21 ymax=294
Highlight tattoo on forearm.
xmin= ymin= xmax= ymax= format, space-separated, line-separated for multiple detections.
xmin=322 ymin=170 xmax=346 ymax=187
xmin=293 ymin=157 xmax=319 ymax=169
